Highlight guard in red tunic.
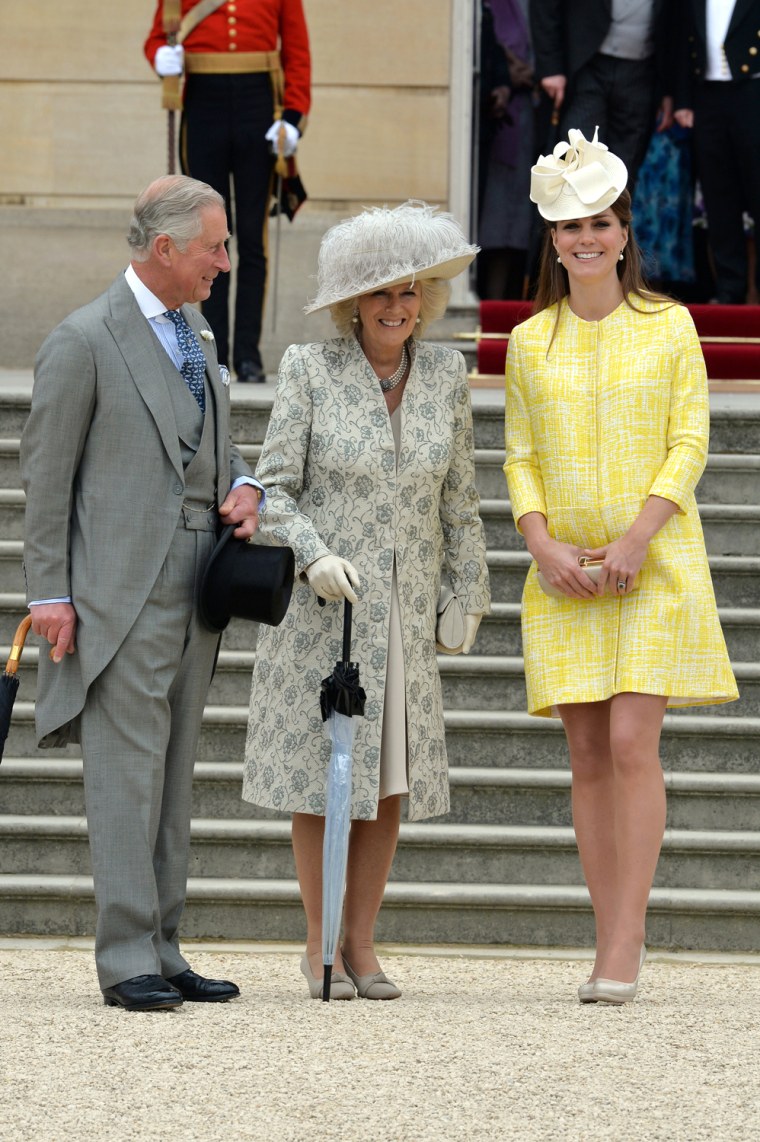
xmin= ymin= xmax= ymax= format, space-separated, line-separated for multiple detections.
xmin=145 ymin=0 xmax=311 ymax=382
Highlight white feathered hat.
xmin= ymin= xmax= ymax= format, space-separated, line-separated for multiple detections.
xmin=304 ymin=199 xmax=478 ymax=314
xmin=530 ymin=127 xmax=628 ymax=221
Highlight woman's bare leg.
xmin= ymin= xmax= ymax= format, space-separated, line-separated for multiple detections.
xmin=560 ymin=693 xmax=667 ymax=984
xmin=292 ymin=796 xmax=401 ymax=978
xmin=601 ymin=692 xmax=667 ymax=981
xmin=291 ymin=811 xmax=341 ymax=976
xmin=342 ymin=794 xmax=402 ymax=976
xmin=559 ymin=700 xmax=618 ymax=979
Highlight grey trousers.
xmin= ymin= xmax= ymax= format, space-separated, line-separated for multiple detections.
xmin=79 ymin=524 xmax=219 ymax=989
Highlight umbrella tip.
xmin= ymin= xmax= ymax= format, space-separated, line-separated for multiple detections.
xmin=322 ymin=965 xmax=332 ymax=1002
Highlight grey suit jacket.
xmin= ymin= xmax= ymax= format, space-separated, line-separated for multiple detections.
xmin=20 ymin=272 xmax=252 ymax=745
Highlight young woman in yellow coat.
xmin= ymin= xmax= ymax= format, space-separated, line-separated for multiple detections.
xmin=504 ymin=129 xmax=738 ymax=1005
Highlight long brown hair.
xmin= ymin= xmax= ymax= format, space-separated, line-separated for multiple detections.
xmin=532 ymin=191 xmax=676 ymax=350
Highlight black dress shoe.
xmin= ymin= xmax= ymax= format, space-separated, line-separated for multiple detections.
xmin=165 ymin=968 xmax=240 ymax=1002
xmin=102 ymin=974 xmax=183 ymax=1011
xmin=236 ymin=360 xmax=266 ymax=383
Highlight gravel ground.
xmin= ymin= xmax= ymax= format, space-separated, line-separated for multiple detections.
xmin=1 ymin=941 xmax=759 ymax=1142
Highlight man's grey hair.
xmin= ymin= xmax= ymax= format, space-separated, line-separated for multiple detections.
xmin=127 ymin=175 xmax=226 ymax=260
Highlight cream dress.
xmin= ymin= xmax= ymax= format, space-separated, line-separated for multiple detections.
xmin=504 ymin=297 xmax=738 ymax=718
xmin=379 ymin=405 xmax=409 ymax=798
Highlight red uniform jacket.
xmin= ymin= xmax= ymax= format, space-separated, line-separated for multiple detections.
xmin=145 ymin=0 xmax=311 ymax=124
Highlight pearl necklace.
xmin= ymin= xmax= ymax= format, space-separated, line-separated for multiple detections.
xmin=377 ymin=342 xmax=409 ymax=392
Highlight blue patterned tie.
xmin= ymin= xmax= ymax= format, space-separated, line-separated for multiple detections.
xmin=164 ymin=309 xmax=206 ymax=412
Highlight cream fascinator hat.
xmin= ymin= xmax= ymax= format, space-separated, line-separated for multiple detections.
xmin=530 ymin=127 xmax=628 ymax=221
xmin=304 ymin=199 xmax=478 ymax=314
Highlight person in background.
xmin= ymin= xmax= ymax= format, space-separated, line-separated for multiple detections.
xmin=242 ymin=201 xmax=490 ymax=1001
xmin=20 ymin=175 xmax=264 ymax=1011
xmin=530 ymin=0 xmax=673 ymax=194
xmin=478 ymin=0 xmax=537 ymax=299
xmin=673 ymin=0 xmax=760 ymax=303
xmin=145 ymin=0 xmax=311 ymax=382
xmin=504 ymin=129 xmax=738 ymax=1005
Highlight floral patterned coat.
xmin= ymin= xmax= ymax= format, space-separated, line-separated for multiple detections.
xmin=242 ymin=336 xmax=490 ymax=821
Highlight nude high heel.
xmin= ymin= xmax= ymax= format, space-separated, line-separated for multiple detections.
xmin=300 ymin=953 xmax=355 ymax=1000
xmin=591 ymin=945 xmax=647 ymax=1005
xmin=342 ymin=956 xmax=402 ymax=1000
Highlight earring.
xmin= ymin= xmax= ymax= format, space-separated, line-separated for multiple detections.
xmin=351 ymin=309 xmax=359 ymax=324
xmin=619 ymin=251 xmax=625 ymax=262
xmin=416 ymin=317 xmax=421 ymax=324
xmin=556 ymin=255 xmax=562 ymax=264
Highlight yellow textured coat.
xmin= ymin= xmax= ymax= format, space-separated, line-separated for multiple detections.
xmin=504 ymin=297 xmax=738 ymax=718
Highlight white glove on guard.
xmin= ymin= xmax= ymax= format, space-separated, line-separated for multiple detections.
xmin=155 ymin=45 xmax=184 ymax=77
xmin=265 ymin=120 xmax=300 ymax=158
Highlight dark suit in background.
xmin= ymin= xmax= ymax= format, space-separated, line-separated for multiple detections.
xmin=531 ymin=0 xmax=671 ymax=191
xmin=674 ymin=0 xmax=760 ymax=302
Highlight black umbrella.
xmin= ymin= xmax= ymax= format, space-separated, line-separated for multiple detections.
xmin=0 ymin=614 xmax=32 ymax=763
xmin=319 ymin=599 xmax=366 ymax=1001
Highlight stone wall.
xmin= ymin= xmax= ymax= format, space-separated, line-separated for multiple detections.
xmin=1 ymin=1 xmax=464 ymax=366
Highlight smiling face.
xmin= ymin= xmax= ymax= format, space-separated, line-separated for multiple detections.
xmin=552 ymin=209 xmax=628 ymax=285
xmin=164 ymin=204 xmax=231 ymax=308
xmin=356 ymin=283 xmax=422 ymax=358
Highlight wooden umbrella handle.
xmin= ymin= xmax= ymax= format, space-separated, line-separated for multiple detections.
xmin=5 ymin=614 xmax=32 ymax=676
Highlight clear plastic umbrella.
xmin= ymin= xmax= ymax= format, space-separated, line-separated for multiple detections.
xmin=319 ymin=600 xmax=365 ymax=1001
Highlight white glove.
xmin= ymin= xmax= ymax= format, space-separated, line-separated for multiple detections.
xmin=154 ymin=45 xmax=184 ymax=77
xmin=461 ymin=614 xmax=482 ymax=655
xmin=265 ymin=120 xmax=300 ymax=158
xmin=305 ymin=556 xmax=360 ymax=604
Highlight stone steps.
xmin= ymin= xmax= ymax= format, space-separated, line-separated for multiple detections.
xmin=0 ymin=873 xmax=758 ymax=950
xmin=6 ymin=648 xmax=760 ymax=717
xmin=3 ymin=391 xmax=758 ymax=452
xmin=4 ymin=758 xmax=760 ymax=831
xmin=2 ymin=389 xmax=759 ymax=951
xmin=4 ymin=488 xmax=759 ymax=553
xmin=3 ymin=435 xmax=758 ymax=502
xmin=4 ymin=813 xmax=760 ymax=893
xmin=1 ymin=552 xmax=758 ymax=625
xmin=5 ymin=701 xmax=759 ymax=774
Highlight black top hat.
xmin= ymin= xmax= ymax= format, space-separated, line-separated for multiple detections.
xmin=199 ymin=525 xmax=295 ymax=633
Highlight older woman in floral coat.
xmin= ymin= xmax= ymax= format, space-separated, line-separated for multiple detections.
xmin=243 ymin=202 xmax=490 ymax=1000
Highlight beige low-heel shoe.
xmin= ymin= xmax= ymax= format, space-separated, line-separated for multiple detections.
xmin=578 ymin=950 xmax=644 ymax=1004
xmin=342 ymin=956 xmax=402 ymax=1000
xmin=300 ymin=954 xmax=355 ymax=1000
xmin=578 ymin=979 xmax=598 ymax=1004
xmin=592 ymin=945 xmax=647 ymax=1005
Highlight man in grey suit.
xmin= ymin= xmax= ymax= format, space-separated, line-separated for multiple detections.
xmin=20 ymin=175 xmax=264 ymax=1011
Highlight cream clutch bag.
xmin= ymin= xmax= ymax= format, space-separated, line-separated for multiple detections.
xmin=436 ymin=583 xmax=466 ymax=653
xmin=537 ymin=558 xmax=636 ymax=598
